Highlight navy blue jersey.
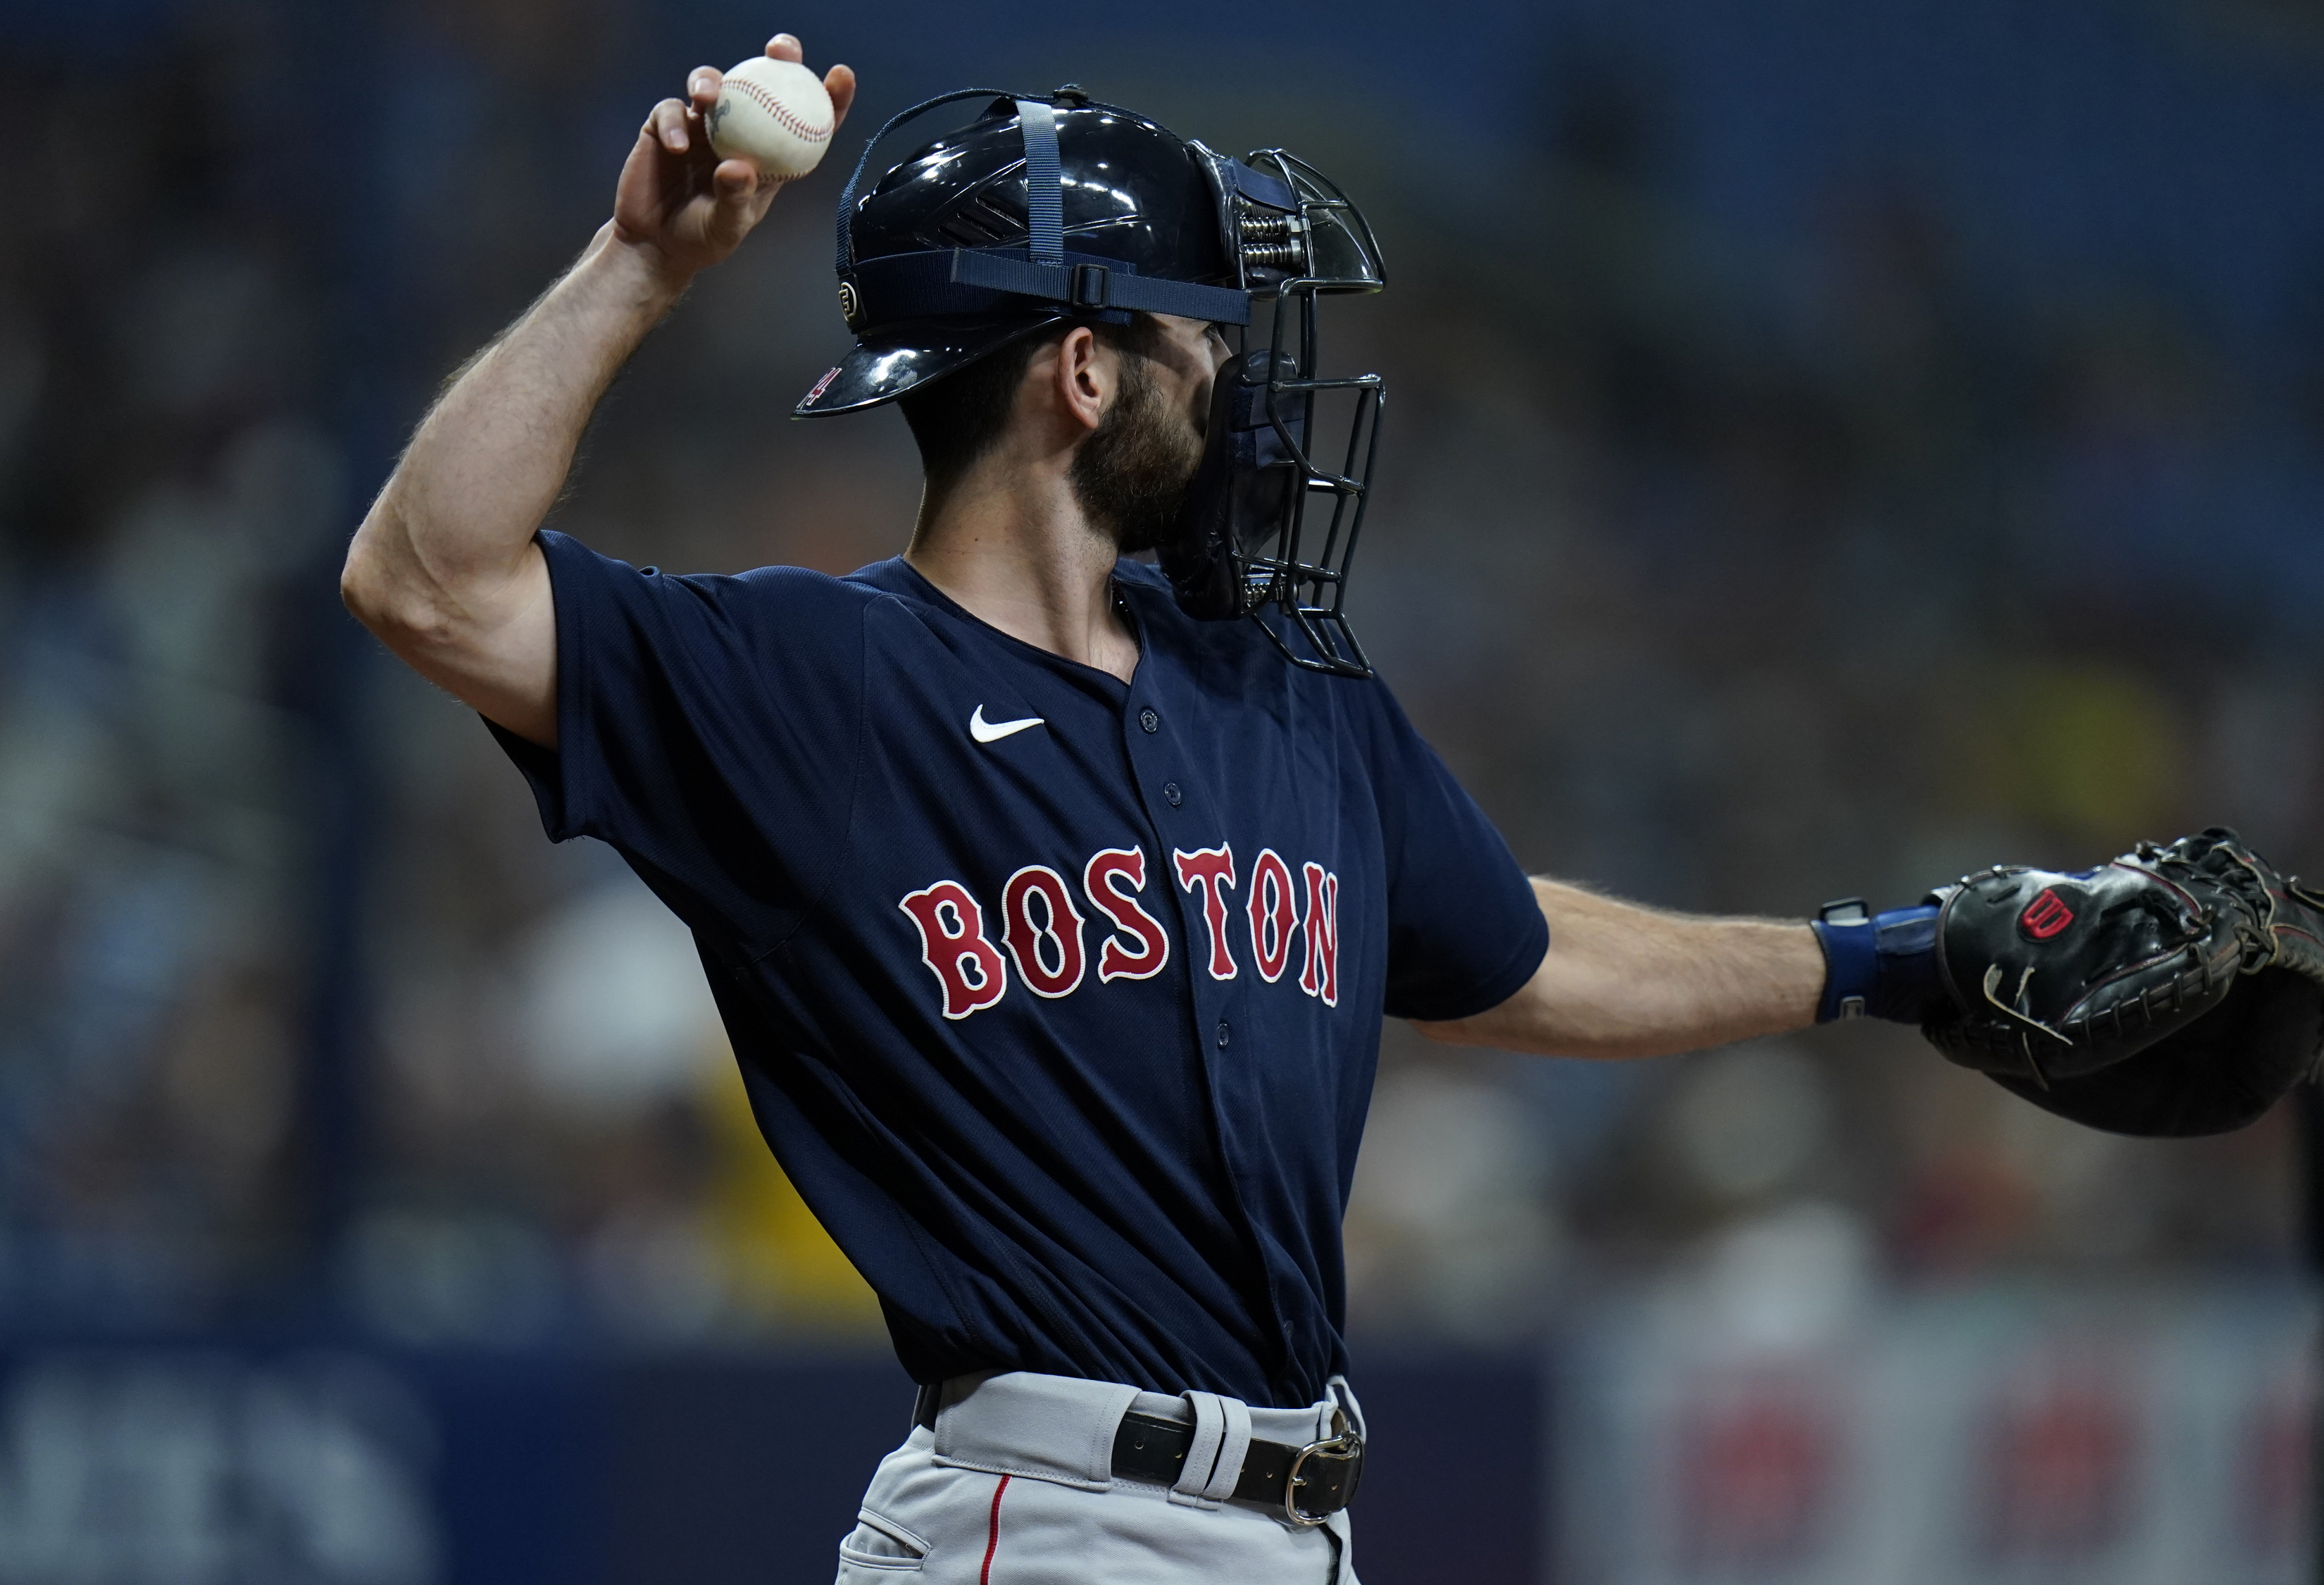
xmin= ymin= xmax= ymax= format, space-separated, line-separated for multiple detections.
xmin=491 ymin=532 xmax=1547 ymax=1405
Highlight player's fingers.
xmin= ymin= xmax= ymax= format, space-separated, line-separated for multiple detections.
xmin=648 ymin=97 xmax=691 ymax=153
xmin=826 ymin=63 xmax=858 ymax=129
xmin=713 ymin=158 xmax=763 ymax=198
xmin=765 ymin=32 xmax=803 ymax=63
xmin=687 ymin=66 xmax=721 ymax=114
xmin=710 ymin=159 xmax=769 ymax=242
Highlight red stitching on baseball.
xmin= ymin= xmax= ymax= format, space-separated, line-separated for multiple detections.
xmin=726 ymin=77 xmax=832 ymax=144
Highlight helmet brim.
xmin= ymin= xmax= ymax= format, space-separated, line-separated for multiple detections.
xmin=792 ymin=314 xmax=1066 ymax=418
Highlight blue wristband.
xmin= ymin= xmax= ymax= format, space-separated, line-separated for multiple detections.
xmin=1810 ymin=900 xmax=1941 ymax=1024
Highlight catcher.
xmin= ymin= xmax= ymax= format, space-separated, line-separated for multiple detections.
xmin=339 ymin=33 xmax=2323 ymax=1582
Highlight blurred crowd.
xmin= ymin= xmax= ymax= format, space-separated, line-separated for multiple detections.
xmin=0 ymin=0 xmax=2316 ymax=1368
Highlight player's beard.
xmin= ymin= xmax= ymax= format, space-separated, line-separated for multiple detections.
xmin=1070 ymin=354 xmax=1206 ymax=557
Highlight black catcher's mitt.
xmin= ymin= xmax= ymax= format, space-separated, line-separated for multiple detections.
xmin=1921 ymin=828 xmax=2324 ymax=1136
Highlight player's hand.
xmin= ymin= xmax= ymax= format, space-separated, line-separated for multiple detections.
xmin=611 ymin=33 xmax=856 ymax=285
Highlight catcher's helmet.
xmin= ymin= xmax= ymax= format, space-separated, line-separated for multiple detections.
xmin=798 ymin=86 xmax=1387 ymax=676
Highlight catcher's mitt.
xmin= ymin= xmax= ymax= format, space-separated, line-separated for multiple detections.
xmin=1922 ymin=828 xmax=2324 ymax=1136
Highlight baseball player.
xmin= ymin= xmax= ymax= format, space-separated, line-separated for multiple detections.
xmin=340 ymin=36 xmax=2324 ymax=1583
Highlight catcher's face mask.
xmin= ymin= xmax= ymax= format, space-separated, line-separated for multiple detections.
xmin=1162 ymin=146 xmax=1385 ymax=677
xmin=801 ymin=87 xmax=1387 ymax=676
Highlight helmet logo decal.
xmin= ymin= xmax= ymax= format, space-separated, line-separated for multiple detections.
xmin=837 ymin=280 xmax=861 ymax=326
xmin=806 ymin=367 xmax=842 ymax=403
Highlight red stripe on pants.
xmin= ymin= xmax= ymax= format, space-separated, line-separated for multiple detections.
xmin=980 ymin=1473 xmax=1011 ymax=1584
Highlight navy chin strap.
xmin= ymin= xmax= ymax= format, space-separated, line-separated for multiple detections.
xmin=835 ymin=88 xmax=1254 ymax=330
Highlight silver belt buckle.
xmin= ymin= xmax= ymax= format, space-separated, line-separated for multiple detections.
xmin=1284 ymin=1407 xmax=1363 ymax=1527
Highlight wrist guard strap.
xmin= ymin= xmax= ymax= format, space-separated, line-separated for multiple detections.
xmin=1811 ymin=900 xmax=1941 ymax=1024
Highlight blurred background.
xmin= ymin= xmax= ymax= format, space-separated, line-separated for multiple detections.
xmin=0 ymin=0 xmax=2320 ymax=1578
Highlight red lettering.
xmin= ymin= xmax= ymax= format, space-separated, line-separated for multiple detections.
xmin=1172 ymin=845 xmax=1240 ymax=981
xmin=1247 ymin=848 xmax=1299 ymax=983
xmin=1299 ymin=862 xmax=1339 ymax=1007
xmin=1083 ymin=847 xmax=1171 ymax=983
xmin=1001 ymin=865 xmax=1087 ymax=998
xmin=898 ymin=880 xmax=1008 ymax=1019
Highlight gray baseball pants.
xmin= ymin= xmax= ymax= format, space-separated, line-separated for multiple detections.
xmin=834 ymin=1369 xmax=1363 ymax=1584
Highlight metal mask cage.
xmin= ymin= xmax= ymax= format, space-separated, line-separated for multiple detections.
xmin=1207 ymin=149 xmax=1386 ymax=678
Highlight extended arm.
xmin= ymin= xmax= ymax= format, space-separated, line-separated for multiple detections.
xmin=339 ymin=37 xmax=854 ymax=747
xmin=1414 ymin=876 xmax=1824 ymax=1059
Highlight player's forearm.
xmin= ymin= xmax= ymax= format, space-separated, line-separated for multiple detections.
xmin=1416 ymin=877 xmax=1823 ymax=1059
xmin=343 ymin=228 xmax=684 ymax=635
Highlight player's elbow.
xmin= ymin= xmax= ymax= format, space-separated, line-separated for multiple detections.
xmin=1410 ymin=988 xmax=1678 ymax=1062
xmin=1409 ymin=1013 xmax=1489 ymax=1049
xmin=340 ymin=523 xmax=450 ymax=650
xmin=340 ymin=533 xmax=402 ymax=635
xmin=339 ymin=533 xmax=385 ymax=628
xmin=1409 ymin=1004 xmax=1568 ymax=1055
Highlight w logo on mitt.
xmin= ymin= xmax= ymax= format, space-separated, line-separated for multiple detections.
xmin=2016 ymin=888 xmax=2077 ymax=940
xmin=1922 ymin=829 xmax=2324 ymax=1136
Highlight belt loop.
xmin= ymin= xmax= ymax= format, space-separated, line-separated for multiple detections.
xmin=1170 ymin=1391 xmax=1251 ymax=1507
xmin=1325 ymin=1374 xmax=1367 ymax=1442
xmin=1206 ymin=1396 xmax=1251 ymax=1503
xmin=1170 ymin=1391 xmax=1225 ymax=1505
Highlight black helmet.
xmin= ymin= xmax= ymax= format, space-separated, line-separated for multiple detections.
xmin=796 ymin=89 xmax=1244 ymax=415
xmin=799 ymin=86 xmax=1387 ymax=677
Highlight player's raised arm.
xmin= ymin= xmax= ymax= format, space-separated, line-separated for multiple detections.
xmin=340 ymin=36 xmax=854 ymax=747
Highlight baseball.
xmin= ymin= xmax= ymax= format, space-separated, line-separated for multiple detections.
xmin=707 ymin=55 xmax=835 ymax=180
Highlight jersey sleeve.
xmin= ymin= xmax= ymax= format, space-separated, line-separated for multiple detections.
xmin=1358 ymin=682 xmax=1548 ymax=1023
xmin=485 ymin=530 xmax=870 ymax=957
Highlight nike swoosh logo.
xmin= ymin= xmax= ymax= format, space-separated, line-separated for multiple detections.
xmin=969 ymin=704 xmax=1047 ymax=744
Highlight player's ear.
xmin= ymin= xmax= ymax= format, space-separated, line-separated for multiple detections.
xmin=1052 ymin=324 xmax=1108 ymax=434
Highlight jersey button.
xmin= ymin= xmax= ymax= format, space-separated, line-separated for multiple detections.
xmin=1216 ymin=1019 xmax=1231 ymax=1048
xmin=1139 ymin=707 xmax=1161 ymax=733
xmin=1163 ymin=781 xmax=1182 ymax=807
